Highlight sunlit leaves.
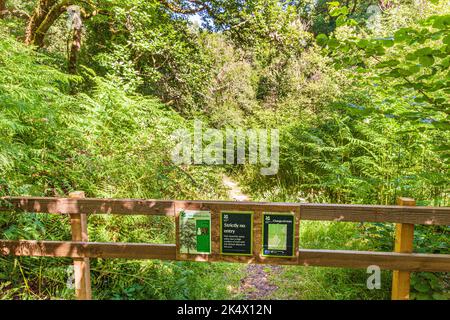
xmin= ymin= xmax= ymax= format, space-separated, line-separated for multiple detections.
xmin=443 ymin=35 xmax=450 ymax=45
xmin=316 ymin=33 xmax=328 ymax=47
xmin=428 ymin=14 xmax=450 ymax=29
xmin=419 ymin=54 xmax=435 ymax=67
xmin=330 ymin=6 xmax=348 ymax=18
xmin=375 ymin=59 xmax=398 ymax=68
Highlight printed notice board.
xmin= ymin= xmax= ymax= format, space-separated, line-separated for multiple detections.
xmin=221 ymin=211 xmax=253 ymax=255
xmin=262 ymin=213 xmax=295 ymax=257
xmin=179 ymin=210 xmax=211 ymax=254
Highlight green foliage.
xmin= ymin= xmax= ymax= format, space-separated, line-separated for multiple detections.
xmin=0 ymin=26 xmax=224 ymax=199
xmin=271 ymin=220 xmax=391 ymax=300
xmin=233 ymin=2 xmax=450 ymax=301
xmin=241 ymin=111 xmax=449 ymax=205
xmin=0 ymin=1 xmax=449 ymax=300
xmin=318 ymin=4 xmax=450 ymax=129
xmin=83 ymin=0 xmax=212 ymax=115
xmin=0 ymin=28 xmax=237 ymax=300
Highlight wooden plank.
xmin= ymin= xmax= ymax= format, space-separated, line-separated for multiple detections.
xmin=391 ymin=197 xmax=415 ymax=300
xmin=0 ymin=197 xmax=175 ymax=216
xmin=1 ymin=240 xmax=448 ymax=272
xmin=211 ymin=207 xmax=221 ymax=255
xmin=0 ymin=241 xmax=177 ymax=260
xmin=69 ymin=191 xmax=92 ymax=300
xmin=297 ymin=249 xmax=450 ymax=272
xmin=253 ymin=210 xmax=263 ymax=261
xmin=1 ymin=197 xmax=449 ymax=225
xmin=300 ymin=203 xmax=450 ymax=225
xmin=174 ymin=200 xmax=300 ymax=213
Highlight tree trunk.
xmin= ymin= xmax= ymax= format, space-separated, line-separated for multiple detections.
xmin=25 ymin=0 xmax=54 ymax=45
xmin=350 ymin=0 xmax=358 ymax=15
xmin=68 ymin=26 xmax=82 ymax=74
xmin=25 ymin=0 xmax=67 ymax=47
xmin=0 ymin=0 xmax=6 ymax=18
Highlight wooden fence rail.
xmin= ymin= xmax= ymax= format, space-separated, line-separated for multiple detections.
xmin=1 ymin=197 xmax=449 ymax=224
xmin=1 ymin=240 xmax=448 ymax=272
xmin=0 ymin=195 xmax=449 ymax=300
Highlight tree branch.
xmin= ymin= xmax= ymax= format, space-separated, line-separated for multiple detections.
xmin=0 ymin=9 xmax=30 ymax=19
xmin=157 ymin=0 xmax=209 ymax=14
xmin=0 ymin=0 xmax=30 ymax=19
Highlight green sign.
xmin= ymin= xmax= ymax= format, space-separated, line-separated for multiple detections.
xmin=262 ymin=213 xmax=295 ymax=257
xmin=179 ymin=210 xmax=211 ymax=254
xmin=221 ymin=211 xmax=253 ymax=255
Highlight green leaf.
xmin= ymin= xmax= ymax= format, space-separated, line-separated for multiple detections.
xmin=439 ymin=56 xmax=450 ymax=68
xmin=336 ymin=15 xmax=347 ymax=27
xmin=408 ymin=65 xmax=421 ymax=74
xmin=316 ymin=33 xmax=328 ymax=46
xmin=380 ymin=39 xmax=394 ymax=47
xmin=346 ymin=19 xmax=358 ymax=26
xmin=356 ymin=39 xmax=369 ymax=48
xmin=414 ymin=281 xmax=431 ymax=293
xmin=375 ymin=46 xmax=386 ymax=55
xmin=419 ymin=55 xmax=435 ymax=67
xmin=394 ymin=28 xmax=414 ymax=42
xmin=328 ymin=38 xmax=340 ymax=49
xmin=376 ymin=59 xmax=399 ymax=68
xmin=443 ymin=35 xmax=450 ymax=45
xmin=433 ymin=121 xmax=450 ymax=130
xmin=431 ymin=15 xmax=450 ymax=29
xmin=330 ymin=6 xmax=348 ymax=17
xmin=415 ymin=47 xmax=433 ymax=56
xmin=386 ymin=69 xmax=401 ymax=78
xmin=330 ymin=7 xmax=341 ymax=17
xmin=327 ymin=1 xmax=340 ymax=8
xmin=414 ymin=96 xmax=428 ymax=103
xmin=406 ymin=52 xmax=417 ymax=61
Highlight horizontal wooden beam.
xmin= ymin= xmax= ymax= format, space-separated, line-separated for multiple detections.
xmin=1 ymin=240 xmax=449 ymax=272
xmin=300 ymin=203 xmax=450 ymax=225
xmin=298 ymin=249 xmax=450 ymax=272
xmin=1 ymin=197 xmax=449 ymax=225
xmin=0 ymin=197 xmax=175 ymax=216
xmin=0 ymin=240 xmax=176 ymax=260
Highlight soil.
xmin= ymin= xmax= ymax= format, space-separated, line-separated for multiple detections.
xmin=240 ymin=264 xmax=282 ymax=299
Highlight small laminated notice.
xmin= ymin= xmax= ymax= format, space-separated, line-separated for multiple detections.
xmin=262 ymin=213 xmax=295 ymax=257
xmin=221 ymin=211 xmax=253 ymax=255
xmin=179 ymin=210 xmax=211 ymax=254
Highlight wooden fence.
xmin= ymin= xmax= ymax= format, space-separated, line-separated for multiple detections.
xmin=0 ymin=193 xmax=449 ymax=301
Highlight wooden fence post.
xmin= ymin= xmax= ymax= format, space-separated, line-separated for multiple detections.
xmin=69 ymin=191 xmax=92 ymax=300
xmin=391 ymin=197 xmax=415 ymax=300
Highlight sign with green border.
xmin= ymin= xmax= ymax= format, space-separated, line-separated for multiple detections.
xmin=262 ymin=212 xmax=295 ymax=258
xmin=179 ymin=210 xmax=211 ymax=254
xmin=220 ymin=211 xmax=253 ymax=256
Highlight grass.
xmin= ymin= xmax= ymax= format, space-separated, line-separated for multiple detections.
xmin=0 ymin=256 xmax=246 ymax=300
xmin=269 ymin=266 xmax=391 ymax=300
xmin=267 ymin=221 xmax=392 ymax=300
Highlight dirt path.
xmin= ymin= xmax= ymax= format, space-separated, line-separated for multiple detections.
xmin=222 ymin=175 xmax=250 ymax=202
xmin=222 ymin=175 xmax=280 ymax=299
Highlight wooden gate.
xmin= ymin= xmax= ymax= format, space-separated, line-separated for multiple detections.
xmin=1 ymin=194 xmax=449 ymax=300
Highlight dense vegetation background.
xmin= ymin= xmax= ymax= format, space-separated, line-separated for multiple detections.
xmin=0 ymin=0 xmax=448 ymax=300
